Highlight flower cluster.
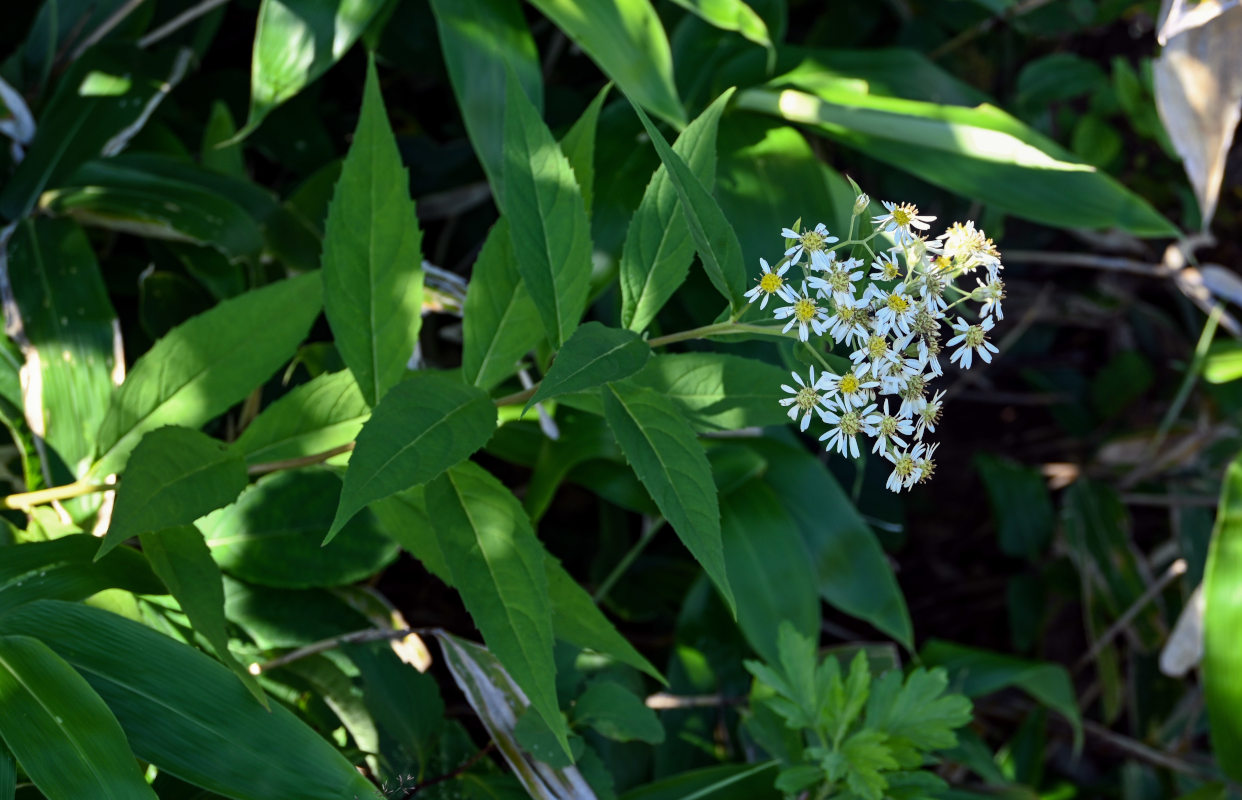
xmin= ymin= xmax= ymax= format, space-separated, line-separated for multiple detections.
xmin=746 ymin=190 xmax=1005 ymax=492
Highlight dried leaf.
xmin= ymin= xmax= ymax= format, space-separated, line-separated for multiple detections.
xmin=1158 ymin=0 xmax=1242 ymax=44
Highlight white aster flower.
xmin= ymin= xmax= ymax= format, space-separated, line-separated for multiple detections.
xmin=819 ymin=399 xmax=876 ymax=459
xmin=884 ymin=442 xmax=927 ymax=492
xmin=744 ymin=258 xmax=790 ymax=309
xmin=778 ymin=367 xmax=831 ymax=432
xmin=850 ymin=332 xmax=905 ymax=378
xmin=825 ymin=294 xmax=870 ymax=346
xmin=808 ymin=252 xmax=864 ymax=303
xmin=916 ymin=442 xmax=940 ymax=483
xmin=867 ymin=400 xmax=914 ymax=455
xmin=773 ymin=282 xmax=828 ymax=342
xmin=896 ymin=372 xmax=929 ymax=419
xmin=821 ymin=364 xmax=880 ymax=409
xmin=872 ymin=201 xmax=935 ymax=242
xmin=974 ymin=277 xmax=1006 ymax=321
xmin=780 ymin=222 xmax=838 ymax=266
xmin=915 ymin=389 xmax=946 ymax=439
xmin=870 ymin=249 xmax=902 ymax=282
xmin=916 ymin=337 xmax=943 ymax=378
xmin=946 ymin=316 xmax=999 ymax=370
xmin=869 ymin=282 xmax=917 ymax=337
xmin=936 ymin=220 xmax=987 ymax=267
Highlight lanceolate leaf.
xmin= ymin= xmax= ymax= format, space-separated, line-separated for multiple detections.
xmin=1204 ymin=453 xmax=1242 ymax=781
xmin=560 ymin=84 xmax=612 ymax=214
xmin=500 ymin=75 xmax=594 ymax=348
xmin=0 ymin=634 xmax=156 ymax=800
xmin=630 ymin=352 xmax=790 ymax=431
xmin=602 ymin=381 xmax=733 ymax=614
xmin=328 ymin=372 xmax=497 ymax=541
xmin=92 ymin=273 xmax=323 ymax=476
xmin=233 ymin=370 xmax=370 ymax=466
xmin=241 ymin=0 xmax=388 ymax=138
xmin=526 ymin=322 xmax=650 ymax=412
xmin=426 ymin=462 xmax=569 ymax=758
xmin=97 ymin=427 xmax=248 ymax=559
xmin=668 ymin=0 xmax=774 ymax=60
xmin=629 ymin=96 xmax=749 ymax=314
xmin=461 ymin=218 xmax=544 ymax=391
xmin=0 ymin=600 xmax=384 ymax=800
xmin=620 ymin=89 xmax=731 ymax=332
xmin=0 ymin=535 xmax=162 ymax=616
xmin=322 ymin=56 xmax=425 ymax=407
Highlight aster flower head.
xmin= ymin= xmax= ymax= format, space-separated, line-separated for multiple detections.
xmin=744 ymin=257 xmax=789 ymax=309
xmin=974 ymin=277 xmax=1006 ymax=321
xmin=868 ymin=400 xmax=914 ymax=455
xmin=869 ymin=282 xmax=917 ymax=338
xmin=779 ymin=367 xmax=831 ymax=432
xmin=884 ymin=442 xmax=927 ymax=492
xmin=946 ymin=315 xmax=999 ymax=370
xmin=821 ymin=363 xmax=880 ymax=409
xmin=872 ymin=201 xmax=935 ymax=242
xmin=825 ymin=294 xmax=870 ymax=346
xmin=819 ymin=399 xmax=876 ymax=459
xmin=870 ymin=249 xmax=902 ymax=282
xmin=781 ymin=222 xmax=838 ymax=266
xmin=808 ymin=251 xmax=864 ymax=303
xmin=772 ymin=282 xmax=828 ymax=342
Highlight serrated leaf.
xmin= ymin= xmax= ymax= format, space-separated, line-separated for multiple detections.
xmin=573 ymin=681 xmax=664 ymax=744
xmin=560 ymin=84 xmax=611 ymax=214
xmin=322 ymin=56 xmax=425 ymax=407
xmin=500 ymin=74 xmax=593 ymax=347
xmin=839 ymin=728 xmax=898 ymax=800
xmin=0 ymin=600 xmax=384 ymax=800
xmin=0 ymin=535 xmax=162 ymax=615
xmin=526 ymin=323 xmax=649 ymax=413
xmin=98 ymin=427 xmax=248 ymax=559
xmin=602 ymin=381 xmax=733 ymax=613
xmin=461 ymin=218 xmax=543 ymax=391
xmin=140 ymin=525 xmax=266 ymax=705
xmin=327 ymin=372 xmax=497 ymax=541
xmin=92 ymin=273 xmax=323 ymax=476
xmin=233 ymin=370 xmax=369 ymax=466
xmin=426 ymin=462 xmax=568 ymax=758
xmin=0 ymin=634 xmax=156 ymax=800
xmin=1204 ymin=453 xmax=1242 ymax=781
xmin=629 ymin=94 xmax=748 ymax=313
xmin=620 ymin=90 xmax=731 ymax=332
xmin=865 ymin=667 xmax=972 ymax=767
xmin=629 ymin=352 xmax=790 ymax=431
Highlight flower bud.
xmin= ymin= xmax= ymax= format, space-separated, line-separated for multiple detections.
xmin=851 ymin=192 xmax=870 ymax=217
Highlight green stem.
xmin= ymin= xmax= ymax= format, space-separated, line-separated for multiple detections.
xmin=593 ymin=517 xmax=664 ymax=603
xmin=647 ymin=321 xmax=792 ymax=348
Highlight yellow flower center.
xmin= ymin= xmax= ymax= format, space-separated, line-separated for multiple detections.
xmin=866 ymin=335 xmax=888 ymax=360
xmin=839 ymin=412 xmax=862 ymax=436
xmin=759 ymin=272 xmax=783 ymax=293
xmin=894 ymin=454 xmax=915 ymax=477
xmin=794 ymin=298 xmax=817 ymax=322
xmin=840 ymin=374 xmax=860 ymax=394
xmin=795 ymin=386 xmax=820 ymax=411
xmin=800 ymin=230 xmax=826 ymax=252
xmin=965 ymin=325 xmax=986 ymax=347
xmin=886 ymin=294 xmax=909 ymax=313
xmin=891 ymin=205 xmax=912 ymax=227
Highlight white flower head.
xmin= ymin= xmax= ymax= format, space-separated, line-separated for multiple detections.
xmin=974 ymin=277 xmax=1006 ymax=321
xmin=884 ymin=442 xmax=927 ymax=492
xmin=869 ymin=282 xmax=917 ymax=338
xmin=808 ymin=251 xmax=864 ymax=303
xmin=850 ymin=331 xmax=904 ymax=378
xmin=744 ymin=257 xmax=790 ymax=309
xmin=916 ymin=389 xmax=946 ymax=439
xmin=870 ymin=249 xmax=902 ymax=282
xmin=821 ymin=363 xmax=880 ymax=409
xmin=781 ymin=222 xmax=838 ymax=266
xmin=825 ymin=294 xmax=871 ymax=346
xmin=819 ymin=399 xmax=877 ymax=459
xmin=946 ymin=315 xmax=999 ymax=370
xmin=868 ymin=399 xmax=914 ymax=455
xmin=773 ymin=282 xmax=829 ymax=342
xmin=872 ymin=201 xmax=935 ymax=243
xmin=778 ymin=367 xmax=831 ymax=432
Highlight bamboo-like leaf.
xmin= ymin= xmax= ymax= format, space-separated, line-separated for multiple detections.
xmin=322 ymin=56 xmax=425 ymax=407
xmin=1204 ymin=453 xmax=1242 ymax=781
xmin=0 ymin=535 xmax=162 ymax=616
xmin=526 ymin=323 xmax=650 ymax=412
xmin=560 ymin=84 xmax=611 ymax=214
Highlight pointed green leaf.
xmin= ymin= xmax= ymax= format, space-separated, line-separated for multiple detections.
xmin=323 ymin=57 xmax=425 ymax=407
xmin=629 ymin=95 xmax=748 ymax=313
xmin=630 ymin=352 xmax=791 ymax=431
xmin=0 ymin=634 xmax=156 ymax=800
xmin=0 ymin=536 xmax=162 ymax=616
xmin=92 ymin=273 xmax=323 ymax=476
xmin=0 ymin=601 xmax=383 ymax=800
xmin=667 ymin=0 xmax=773 ymax=59
xmin=233 ymin=370 xmax=369 ymax=466
xmin=328 ymin=372 xmax=497 ymax=541
xmin=560 ymin=84 xmax=611 ymax=214
xmin=500 ymin=74 xmax=593 ymax=347
xmin=526 ymin=322 xmax=649 ymax=413
xmin=139 ymin=525 xmax=266 ymax=705
xmin=241 ymin=0 xmax=388 ymax=138
xmin=620 ymin=90 xmax=731 ymax=332
xmin=461 ymin=219 xmax=543 ymax=391
xmin=426 ymin=462 xmax=569 ymax=757
xmin=572 ymin=681 xmax=664 ymax=744
xmin=204 ymin=469 xmax=399 ymax=586
xmin=202 ymin=101 xmax=247 ymax=178
xmin=429 ymin=0 xmax=543 ymax=191
xmin=528 ymin=0 xmax=685 ymax=128
xmin=1205 ymin=453 xmax=1242 ymax=781
xmin=602 ymin=381 xmax=733 ymax=613
xmin=97 ymin=427 xmax=247 ymax=559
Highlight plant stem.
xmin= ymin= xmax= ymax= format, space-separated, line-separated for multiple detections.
xmin=3 ymin=479 xmax=107 ymax=509
xmin=647 ymin=321 xmax=790 ymax=348
xmin=593 ymin=517 xmax=664 ymax=604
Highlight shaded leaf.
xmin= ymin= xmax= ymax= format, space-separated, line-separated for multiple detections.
xmin=974 ymin=454 xmax=1054 ymax=559
xmin=572 ymin=681 xmax=664 ymax=744
xmin=461 ymin=218 xmax=543 ymax=391
xmin=233 ymin=370 xmax=369 ymax=466
xmin=0 ymin=534 xmax=161 ymax=621
xmin=1204 ymin=453 xmax=1242 ymax=781
xmin=527 ymin=323 xmax=649 ymax=412
xmin=630 ymin=352 xmax=791 ymax=431
xmin=560 ymin=84 xmax=611 ymax=214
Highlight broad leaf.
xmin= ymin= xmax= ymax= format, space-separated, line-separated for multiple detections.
xmin=201 ymin=468 xmax=399 ymax=587
xmin=0 ymin=600 xmax=384 ymax=800
xmin=233 ymin=370 xmax=369 ymax=466
xmin=1204 ymin=453 xmax=1242 ymax=781
xmin=500 ymin=75 xmax=593 ymax=347
xmin=629 ymin=95 xmax=748 ymax=313
xmin=620 ymin=90 xmax=731 ymax=332
xmin=572 ymin=681 xmax=664 ymax=744
xmin=528 ymin=0 xmax=685 ymax=128
xmin=615 ymin=762 xmax=779 ymax=800
xmin=328 ymin=372 xmax=497 ymax=540
xmin=98 ymin=427 xmax=248 ymax=559
xmin=526 ymin=322 xmax=650 ymax=412
xmin=974 ymin=454 xmax=1054 ymax=559
xmin=560 ymin=84 xmax=611 ymax=214
xmin=668 ymin=0 xmax=774 ymax=63
xmin=630 ymin=353 xmax=791 ymax=431
xmin=241 ymin=0 xmax=388 ymax=137
xmin=602 ymin=381 xmax=733 ymax=613
xmin=92 ymin=273 xmax=323 ymax=476
xmin=0 ymin=535 xmax=162 ymax=616
xmin=461 ymin=219 xmax=543 ymax=391
xmin=322 ymin=56 xmax=425 ymax=407
xmin=425 ymin=462 xmax=569 ymax=757
xmin=0 ymin=634 xmax=155 ymax=800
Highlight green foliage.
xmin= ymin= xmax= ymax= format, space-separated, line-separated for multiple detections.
xmin=1204 ymin=453 xmax=1242 ymax=782
xmin=525 ymin=322 xmax=650 ymax=412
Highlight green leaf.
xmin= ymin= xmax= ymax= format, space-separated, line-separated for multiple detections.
xmin=629 ymin=95 xmax=748 ymax=313
xmin=839 ymin=728 xmax=898 ymax=800
xmin=630 ymin=353 xmax=791 ymax=431
xmin=602 ymin=381 xmax=733 ymax=614
xmin=526 ymin=323 xmax=649 ymax=412
xmin=620 ymin=89 xmax=731 ymax=332
xmin=139 ymin=525 xmax=266 ymax=705
xmin=98 ymin=427 xmax=248 ymax=559
xmin=6 ymin=218 xmax=118 ymax=478
xmin=0 ymin=600 xmax=383 ymax=800
xmin=327 ymin=372 xmax=497 ymax=541
xmin=974 ymin=454 xmax=1054 ymax=559
xmin=92 ymin=273 xmax=323 ymax=476
xmin=572 ymin=681 xmax=664 ymax=744
xmin=0 ymin=634 xmax=156 ymax=800
xmin=560 ymin=84 xmax=611 ymax=215
xmin=241 ymin=0 xmax=388 ymax=138
xmin=461 ymin=218 xmax=544 ymax=391
xmin=347 ymin=642 xmax=444 ymax=772
xmin=279 ymin=655 xmax=379 ymax=760
xmin=736 ymin=84 xmax=1178 ymax=237
xmin=0 ymin=535 xmax=162 ymax=615
xmin=200 ymin=468 xmax=399 ymax=587
xmin=920 ymin=640 xmax=1081 ymax=751
xmin=233 ymin=370 xmax=369 ymax=466
xmin=0 ymin=744 xmax=12 ymax=800
xmin=721 ymin=481 xmax=819 ymax=664
xmin=429 ymin=0 xmax=543 ymax=191
xmin=500 ymin=74 xmax=593 ymax=347
xmin=425 ymin=462 xmax=568 ymax=757
xmin=202 ymin=101 xmax=247 ymax=178
xmin=322 ymin=56 xmax=425 ymax=407
xmin=527 ymin=0 xmax=685 ymax=128
xmin=865 ymin=667 xmax=973 ymax=767
xmin=667 ymin=0 xmax=774 ymax=64
xmin=615 ymin=762 xmax=779 ymax=800
xmin=1204 ymin=453 xmax=1242 ymax=782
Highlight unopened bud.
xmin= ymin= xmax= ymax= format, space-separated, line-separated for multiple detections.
xmin=852 ymin=193 xmax=870 ymax=217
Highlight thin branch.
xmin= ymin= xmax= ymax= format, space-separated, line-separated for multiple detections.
xmin=249 ymin=626 xmax=432 ymax=675
xmin=645 ymin=692 xmax=743 ymax=710
xmin=400 ymin=742 xmax=495 ymax=798
xmin=1074 ymin=559 xmax=1187 ymax=673
xmin=1121 ymin=493 xmax=1219 ymax=508
xmin=930 ymin=0 xmax=1060 ymax=59
xmin=70 ymin=0 xmax=149 ymax=61
xmin=138 ymin=0 xmax=230 ymax=48
xmin=3 ymin=479 xmax=107 ymax=510
xmin=247 ymin=441 xmax=355 ymax=476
